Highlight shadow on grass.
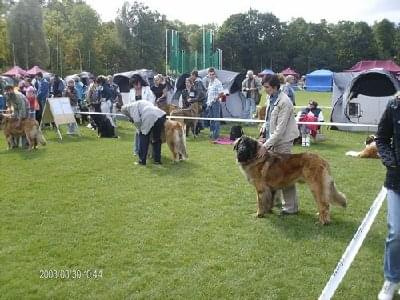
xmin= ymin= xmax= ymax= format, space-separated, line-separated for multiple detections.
xmin=0 ymin=146 xmax=47 ymax=160
xmin=264 ymin=208 xmax=383 ymax=252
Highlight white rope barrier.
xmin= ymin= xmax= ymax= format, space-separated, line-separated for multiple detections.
xmin=76 ymin=111 xmax=378 ymax=128
xmin=294 ymin=106 xmax=332 ymax=109
xmin=318 ymin=187 xmax=387 ymax=300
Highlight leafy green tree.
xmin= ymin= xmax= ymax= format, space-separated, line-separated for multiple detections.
xmin=7 ymin=0 xmax=49 ymax=69
xmin=216 ymin=10 xmax=284 ymax=72
xmin=44 ymin=0 xmax=100 ymax=75
xmin=0 ymin=0 xmax=12 ymax=69
xmin=116 ymin=1 xmax=165 ymax=72
xmin=373 ymin=19 xmax=397 ymax=59
xmin=332 ymin=21 xmax=378 ymax=70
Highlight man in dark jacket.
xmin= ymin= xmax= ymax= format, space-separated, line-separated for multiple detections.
xmin=376 ymin=92 xmax=400 ymax=300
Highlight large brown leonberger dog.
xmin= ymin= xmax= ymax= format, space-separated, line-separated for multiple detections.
xmin=234 ymin=136 xmax=347 ymax=224
xmin=1 ymin=116 xmax=46 ymax=150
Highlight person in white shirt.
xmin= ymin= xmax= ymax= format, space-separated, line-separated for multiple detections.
xmin=128 ymin=75 xmax=156 ymax=155
xmin=205 ymin=68 xmax=224 ymax=140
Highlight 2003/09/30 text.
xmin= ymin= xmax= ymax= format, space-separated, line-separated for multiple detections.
xmin=39 ymin=269 xmax=103 ymax=279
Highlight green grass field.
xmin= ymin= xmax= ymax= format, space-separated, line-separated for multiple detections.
xmin=0 ymin=91 xmax=395 ymax=299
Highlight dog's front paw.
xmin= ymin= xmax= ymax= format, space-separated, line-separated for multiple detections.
xmin=256 ymin=212 xmax=265 ymax=218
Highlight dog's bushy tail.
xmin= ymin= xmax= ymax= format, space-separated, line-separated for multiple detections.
xmin=345 ymin=151 xmax=360 ymax=157
xmin=329 ymin=180 xmax=347 ymax=207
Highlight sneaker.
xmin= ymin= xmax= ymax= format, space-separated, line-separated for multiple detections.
xmin=134 ymin=161 xmax=146 ymax=166
xmin=378 ymin=280 xmax=400 ymax=300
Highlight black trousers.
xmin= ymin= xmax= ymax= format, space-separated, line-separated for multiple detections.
xmin=138 ymin=115 xmax=166 ymax=164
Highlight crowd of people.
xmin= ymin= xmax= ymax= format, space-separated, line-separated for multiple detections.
xmin=2 ymin=68 xmax=320 ymax=156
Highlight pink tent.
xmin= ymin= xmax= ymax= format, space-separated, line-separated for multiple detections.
xmin=26 ymin=65 xmax=48 ymax=75
xmin=345 ymin=60 xmax=400 ymax=74
xmin=280 ymin=67 xmax=299 ymax=77
xmin=2 ymin=66 xmax=27 ymax=77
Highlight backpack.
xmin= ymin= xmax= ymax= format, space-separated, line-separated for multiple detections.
xmin=230 ymin=125 xmax=244 ymax=140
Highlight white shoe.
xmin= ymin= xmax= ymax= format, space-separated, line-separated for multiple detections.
xmin=378 ymin=280 xmax=400 ymax=300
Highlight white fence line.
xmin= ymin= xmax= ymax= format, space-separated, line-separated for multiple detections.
xmin=318 ymin=187 xmax=387 ymax=300
xmin=76 ymin=111 xmax=377 ymax=128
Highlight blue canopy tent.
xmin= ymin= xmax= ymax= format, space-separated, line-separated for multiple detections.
xmin=258 ymin=69 xmax=275 ymax=76
xmin=305 ymin=69 xmax=333 ymax=92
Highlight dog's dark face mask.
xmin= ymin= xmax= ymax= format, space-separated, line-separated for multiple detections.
xmin=233 ymin=136 xmax=259 ymax=163
xmin=365 ymin=135 xmax=376 ymax=145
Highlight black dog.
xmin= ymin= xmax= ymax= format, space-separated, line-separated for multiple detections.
xmin=89 ymin=102 xmax=118 ymax=138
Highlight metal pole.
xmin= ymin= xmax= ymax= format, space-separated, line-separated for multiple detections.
xmin=12 ymin=43 xmax=16 ymax=66
xmin=76 ymin=48 xmax=82 ymax=73
xmin=165 ymin=29 xmax=168 ymax=75
xmin=202 ymin=26 xmax=205 ymax=69
xmin=181 ymin=50 xmax=184 ymax=74
xmin=218 ymin=49 xmax=222 ymax=70
xmin=60 ymin=47 xmax=63 ymax=77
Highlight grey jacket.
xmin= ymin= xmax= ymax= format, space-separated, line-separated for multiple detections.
xmin=121 ymin=100 xmax=165 ymax=135
xmin=264 ymin=91 xmax=299 ymax=148
xmin=6 ymin=92 xmax=28 ymax=119
xmin=242 ymin=77 xmax=262 ymax=100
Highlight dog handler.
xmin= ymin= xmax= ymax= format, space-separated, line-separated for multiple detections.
xmin=4 ymin=85 xmax=27 ymax=126
xmin=121 ymin=100 xmax=166 ymax=166
xmin=376 ymin=92 xmax=400 ymax=300
xmin=257 ymin=74 xmax=300 ymax=215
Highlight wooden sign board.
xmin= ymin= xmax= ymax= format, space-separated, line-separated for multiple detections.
xmin=41 ymin=97 xmax=79 ymax=139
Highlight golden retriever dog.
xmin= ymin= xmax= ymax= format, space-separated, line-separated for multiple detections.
xmin=148 ymin=119 xmax=188 ymax=162
xmin=345 ymin=135 xmax=379 ymax=158
xmin=170 ymin=102 xmax=200 ymax=138
xmin=234 ymin=136 xmax=347 ymax=225
xmin=163 ymin=119 xmax=188 ymax=162
xmin=1 ymin=116 xmax=46 ymax=150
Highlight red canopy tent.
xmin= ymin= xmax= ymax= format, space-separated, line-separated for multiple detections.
xmin=280 ymin=67 xmax=299 ymax=77
xmin=2 ymin=66 xmax=27 ymax=77
xmin=345 ymin=60 xmax=400 ymax=74
xmin=26 ymin=65 xmax=49 ymax=75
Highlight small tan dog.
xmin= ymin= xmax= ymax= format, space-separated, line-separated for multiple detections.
xmin=163 ymin=119 xmax=188 ymax=162
xmin=345 ymin=135 xmax=379 ymax=158
xmin=1 ymin=115 xmax=46 ymax=150
xmin=148 ymin=119 xmax=188 ymax=162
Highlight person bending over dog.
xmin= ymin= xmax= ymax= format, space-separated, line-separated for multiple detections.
xmin=121 ymin=100 xmax=166 ymax=166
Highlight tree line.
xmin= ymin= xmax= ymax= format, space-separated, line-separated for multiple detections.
xmin=0 ymin=0 xmax=399 ymax=76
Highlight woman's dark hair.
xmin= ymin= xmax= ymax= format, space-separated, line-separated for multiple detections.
xmin=130 ymin=74 xmax=148 ymax=88
xmin=262 ymin=74 xmax=280 ymax=90
xmin=96 ymin=75 xmax=107 ymax=85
